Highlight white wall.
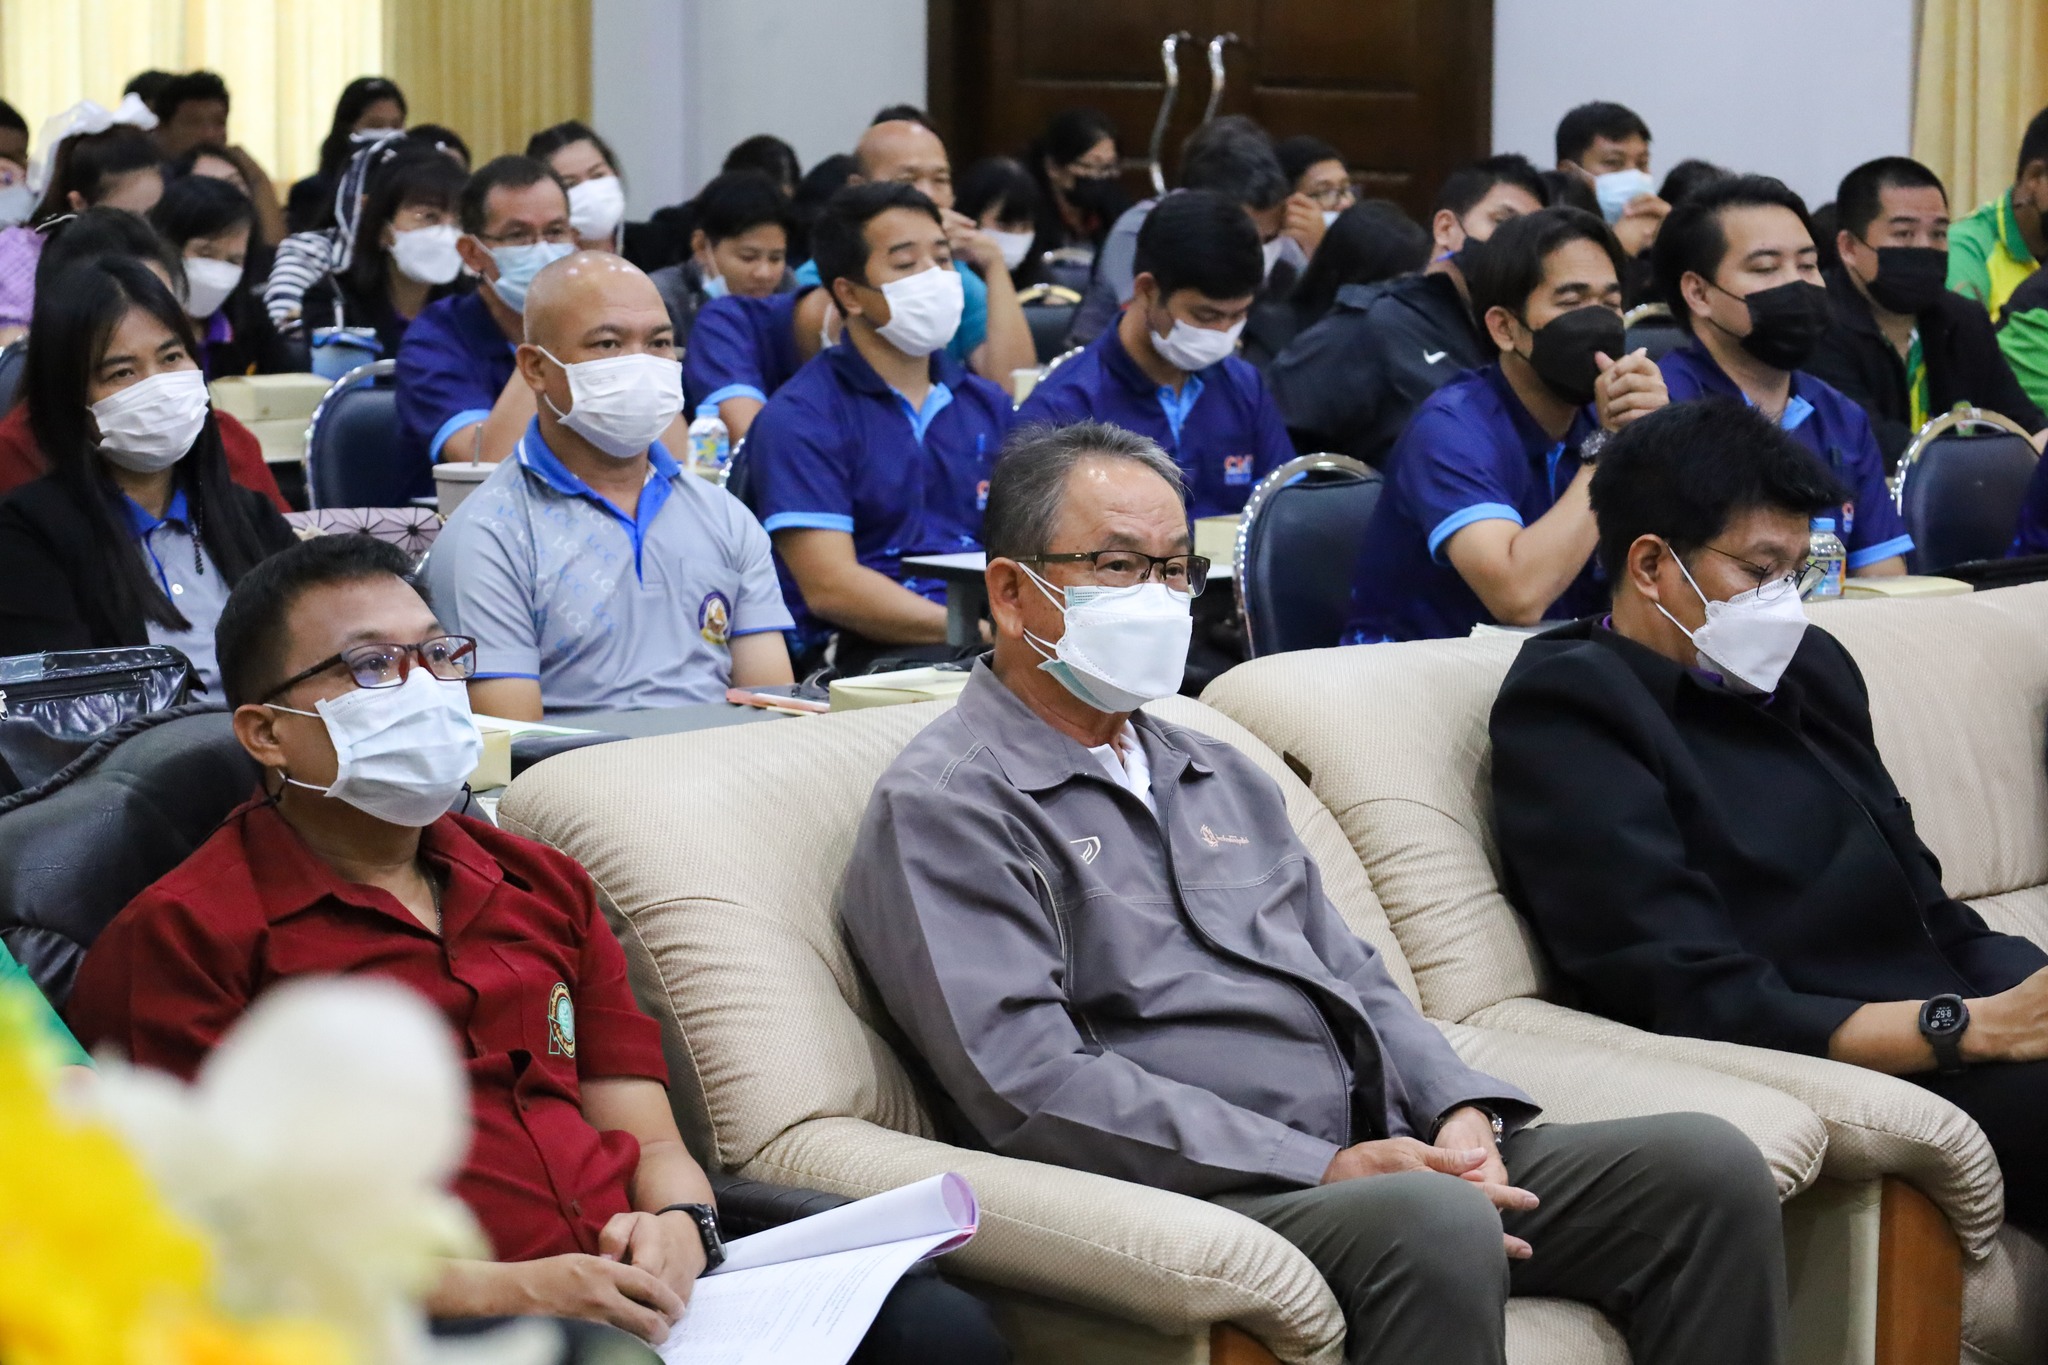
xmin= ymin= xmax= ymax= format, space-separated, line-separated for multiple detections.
xmin=1492 ymin=0 xmax=1918 ymax=209
xmin=591 ymin=0 xmax=929 ymax=218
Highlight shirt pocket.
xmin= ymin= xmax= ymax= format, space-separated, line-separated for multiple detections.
xmin=487 ymin=943 xmax=583 ymax=1081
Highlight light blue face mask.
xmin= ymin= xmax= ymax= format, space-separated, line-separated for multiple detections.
xmin=700 ymin=268 xmax=729 ymax=300
xmin=1594 ymin=168 xmax=1657 ymax=225
xmin=488 ymin=241 xmax=576 ymax=313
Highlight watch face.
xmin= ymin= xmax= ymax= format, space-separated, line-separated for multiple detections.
xmin=1926 ymin=1000 xmax=1963 ymax=1032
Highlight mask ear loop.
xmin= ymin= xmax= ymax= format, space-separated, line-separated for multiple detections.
xmin=1650 ymin=542 xmax=1713 ymax=643
xmin=1016 ymin=562 xmax=1069 ymax=663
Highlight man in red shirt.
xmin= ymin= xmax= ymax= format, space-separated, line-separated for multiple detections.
xmin=67 ymin=534 xmax=1009 ymax=1361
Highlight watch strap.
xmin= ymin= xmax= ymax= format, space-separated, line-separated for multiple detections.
xmin=657 ymin=1202 xmax=726 ymax=1271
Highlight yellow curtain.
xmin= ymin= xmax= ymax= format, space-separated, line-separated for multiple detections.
xmin=1915 ymin=0 xmax=2048 ymax=213
xmin=383 ymin=0 xmax=590 ymax=165
xmin=0 ymin=0 xmax=383 ymax=183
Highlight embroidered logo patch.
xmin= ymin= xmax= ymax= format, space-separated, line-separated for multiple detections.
xmin=1070 ymin=836 xmax=1102 ymax=864
xmin=547 ymin=981 xmax=577 ymax=1058
xmin=976 ymin=479 xmax=991 ymax=511
xmin=1200 ymin=824 xmax=1249 ymax=848
xmin=1839 ymin=500 xmax=1856 ymax=536
xmin=1223 ymin=454 xmax=1254 ymax=486
xmin=698 ymin=591 xmax=732 ymax=646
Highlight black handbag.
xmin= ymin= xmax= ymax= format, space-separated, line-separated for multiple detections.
xmin=0 ymin=647 xmax=196 ymax=797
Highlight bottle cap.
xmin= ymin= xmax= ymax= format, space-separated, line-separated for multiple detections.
xmin=1812 ymin=517 xmax=1836 ymax=532
xmin=696 ymin=403 xmax=718 ymax=419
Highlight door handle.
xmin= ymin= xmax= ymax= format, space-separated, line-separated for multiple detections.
xmin=1201 ymin=32 xmax=1240 ymax=124
xmin=1147 ymin=30 xmax=1192 ymax=197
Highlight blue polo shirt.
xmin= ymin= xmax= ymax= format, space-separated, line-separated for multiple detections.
xmin=423 ymin=418 xmax=793 ymax=717
xmin=1343 ymin=364 xmax=1606 ymax=643
xmin=1659 ymin=343 xmax=1914 ymax=570
xmin=393 ymin=291 xmax=518 ymax=498
xmin=121 ymin=489 xmax=228 ymax=694
xmin=1015 ymin=323 xmax=1294 ymax=517
xmin=682 ymin=292 xmax=805 ymax=415
xmin=743 ymin=339 xmax=1014 ymax=641
xmin=790 ymin=259 xmax=988 ymax=368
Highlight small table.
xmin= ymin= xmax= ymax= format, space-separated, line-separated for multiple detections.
xmin=903 ymin=552 xmax=1237 ymax=647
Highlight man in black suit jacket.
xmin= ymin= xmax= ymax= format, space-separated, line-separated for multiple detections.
xmin=1489 ymin=397 xmax=2048 ymax=1233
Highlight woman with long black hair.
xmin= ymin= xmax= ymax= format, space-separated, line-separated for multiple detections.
xmin=299 ymin=147 xmax=469 ymax=361
xmin=0 ymin=256 xmax=295 ymax=691
xmin=285 ymin=77 xmax=408 ymax=234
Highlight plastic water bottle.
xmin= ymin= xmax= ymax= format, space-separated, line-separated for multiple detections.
xmin=687 ymin=405 xmax=730 ymax=481
xmin=1807 ymin=517 xmax=1846 ymax=600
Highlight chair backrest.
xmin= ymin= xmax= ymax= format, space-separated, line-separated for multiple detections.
xmin=1896 ymin=408 xmax=2039 ymax=573
xmin=1235 ymin=454 xmax=1383 ymax=657
xmin=305 ymin=359 xmax=407 ymax=510
xmin=494 ymin=690 xmax=1414 ymax=1173
xmin=0 ymin=339 xmax=25 ymax=415
xmin=0 ymin=707 xmax=259 ymax=1006
xmin=1621 ymin=303 xmax=1688 ymax=360
xmin=1037 ymin=344 xmax=1085 ymax=383
xmin=1023 ymin=299 xmax=1078 ymax=362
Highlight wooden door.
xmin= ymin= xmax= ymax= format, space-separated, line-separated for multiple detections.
xmin=930 ymin=0 xmax=1494 ymax=222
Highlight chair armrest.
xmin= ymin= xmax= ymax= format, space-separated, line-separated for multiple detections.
xmin=744 ymin=1116 xmax=1346 ymax=1365
xmin=1438 ymin=1020 xmax=1828 ymax=1201
xmin=706 ymin=1170 xmax=853 ymax=1238
xmin=1471 ymin=996 xmax=2005 ymax=1257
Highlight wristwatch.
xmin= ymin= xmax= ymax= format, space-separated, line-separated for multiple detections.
xmin=1578 ymin=429 xmax=1610 ymax=466
xmin=1918 ymin=994 xmax=1971 ymax=1075
xmin=1437 ymin=1104 xmax=1506 ymax=1144
xmin=658 ymin=1202 xmax=726 ymax=1271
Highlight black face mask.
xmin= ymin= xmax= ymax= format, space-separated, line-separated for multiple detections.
xmin=1719 ymin=279 xmax=1831 ymax=371
xmin=1067 ymin=174 xmax=1133 ymax=225
xmin=1863 ymin=245 xmax=1949 ymax=315
xmin=1523 ymin=304 xmax=1626 ymax=406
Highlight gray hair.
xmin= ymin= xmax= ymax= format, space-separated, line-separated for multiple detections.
xmin=983 ymin=421 xmax=1186 ymax=561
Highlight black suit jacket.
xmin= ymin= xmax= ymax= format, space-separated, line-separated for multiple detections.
xmin=0 ymin=475 xmax=296 ymax=657
xmin=1489 ymin=618 xmax=2046 ymax=1056
xmin=1805 ymin=265 xmax=2046 ymax=470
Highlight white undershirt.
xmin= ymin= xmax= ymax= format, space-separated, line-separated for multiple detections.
xmin=1087 ymin=721 xmax=1155 ymax=814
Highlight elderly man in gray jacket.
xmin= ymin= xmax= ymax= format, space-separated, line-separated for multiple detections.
xmin=839 ymin=420 xmax=1787 ymax=1365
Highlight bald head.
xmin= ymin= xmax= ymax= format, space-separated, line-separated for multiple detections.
xmin=855 ymin=119 xmax=954 ymax=210
xmin=523 ymin=249 xmax=666 ymax=350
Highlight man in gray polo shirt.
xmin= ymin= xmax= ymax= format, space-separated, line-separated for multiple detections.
xmin=427 ymin=252 xmax=794 ymax=720
xmin=838 ymin=421 xmax=1788 ymax=1365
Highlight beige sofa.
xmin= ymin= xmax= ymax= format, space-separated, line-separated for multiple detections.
xmin=505 ymin=689 xmax=1870 ymax=1365
xmin=1203 ymin=581 xmax=2048 ymax=1365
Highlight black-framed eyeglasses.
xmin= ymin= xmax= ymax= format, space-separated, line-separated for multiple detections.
xmin=260 ymin=635 xmax=478 ymax=703
xmin=1702 ymin=545 xmax=1827 ymax=601
xmin=1023 ymin=550 xmax=1211 ymax=596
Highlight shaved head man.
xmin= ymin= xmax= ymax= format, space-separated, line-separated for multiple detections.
xmin=426 ymin=250 xmax=796 ymax=719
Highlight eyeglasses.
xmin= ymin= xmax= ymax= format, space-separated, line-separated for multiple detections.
xmin=1068 ymin=159 xmax=1120 ymax=179
xmin=474 ymin=223 xmax=576 ymax=248
xmin=260 ymin=635 xmax=478 ymax=702
xmin=1023 ymin=550 xmax=1211 ymax=596
xmin=1702 ymin=545 xmax=1828 ymax=601
xmin=1305 ymin=184 xmax=1356 ymax=211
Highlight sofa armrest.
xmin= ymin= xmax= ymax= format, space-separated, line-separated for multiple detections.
xmin=743 ymin=1116 xmax=1346 ymax=1365
xmin=1471 ymin=996 xmax=2004 ymax=1257
xmin=706 ymin=1170 xmax=852 ymax=1239
xmin=1439 ymin=1020 xmax=1828 ymax=1201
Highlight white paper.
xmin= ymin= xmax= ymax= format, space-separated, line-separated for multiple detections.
xmin=710 ymin=1173 xmax=977 ymax=1276
xmin=657 ymin=1233 xmax=951 ymax=1365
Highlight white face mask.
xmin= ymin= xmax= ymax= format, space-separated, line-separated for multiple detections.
xmin=181 ymin=256 xmax=243 ymax=318
xmin=1653 ymin=550 xmax=1810 ymax=694
xmin=1593 ymin=168 xmax=1657 ymax=225
xmin=91 ymin=369 xmax=212 ymax=474
xmin=1151 ymin=312 xmax=1243 ymax=373
xmin=274 ymin=668 xmax=484 ymax=827
xmin=1022 ymin=565 xmax=1193 ymax=714
xmin=0 ymin=182 xmax=32 ymax=227
xmin=537 ymin=348 xmax=684 ymax=459
xmin=1321 ymin=209 xmax=1340 ymax=228
xmin=568 ymin=175 xmax=626 ymax=240
xmin=987 ymin=228 xmax=1035 ymax=272
xmin=872 ymin=264 xmax=964 ymax=357
xmin=390 ymin=224 xmax=463 ymax=285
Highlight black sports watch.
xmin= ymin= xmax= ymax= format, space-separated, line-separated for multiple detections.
xmin=1918 ymin=994 xmax=1971 ymax=1075
xmin=658 ymin=1202 xmax=726 ymax=1271
xmin=1578 ymin=429 xmax=1611 ymax=466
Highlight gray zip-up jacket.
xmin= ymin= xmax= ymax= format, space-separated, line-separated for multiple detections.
xmin=839 ymin=665 xmax=1534 ymax=1198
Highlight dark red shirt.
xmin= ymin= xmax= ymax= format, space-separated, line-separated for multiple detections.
xmin=0 ymin=403 xmax=291 ymax=512
xmin=67 ymin=800 xmax=668 ymax=1261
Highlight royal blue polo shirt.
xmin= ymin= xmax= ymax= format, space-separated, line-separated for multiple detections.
xmin=681 ymin=292 xmax=804 ymax=415
xmin=393 ymin=291 xmax=518 ymax=497
xmin=1343 ymin=364 xmax=1606 ymax=643
xmin=1659 ymin=343 xmax=1914 ymax=570
xmin=742 ymin=338 xmax=1015 ymax=640
xmin=1015 ymin=323 xmax=1295 ymax=517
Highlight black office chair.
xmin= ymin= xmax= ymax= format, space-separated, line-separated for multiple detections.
xmin=1234 ymin=454 xmax=1383 ymax=657
xmin=1018 ymin=282 xmax=1082 ymax=363
xmin=305 ymin=359 xmax=417 ymax=509
xmin=1622 ymin=302 xmax=1688 ymax=360
xmin=1894 ymin=406 xmax=2038 ymax=574
xmin=0 ymin=338 xmax=25 ymax=414
xmin=1040 ymin=245 xmax=1095 ymax=295
xmin=0 ymin=706 xmax=259 ymax=1007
